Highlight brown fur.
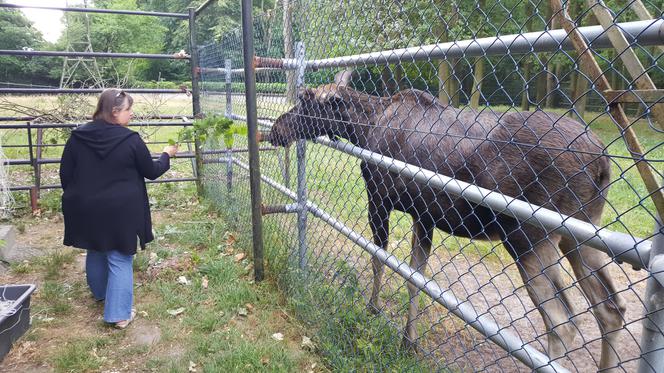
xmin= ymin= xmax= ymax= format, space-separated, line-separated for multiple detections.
xmin=269 ymin=80 xmax=625 ymax=370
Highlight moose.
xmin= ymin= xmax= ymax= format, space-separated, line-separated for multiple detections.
xmin=268 ymin=71 xmax=625 ymax=370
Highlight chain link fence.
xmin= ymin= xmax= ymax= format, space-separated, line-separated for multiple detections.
xmin=198 ymin=1 xmax=664 ymax=371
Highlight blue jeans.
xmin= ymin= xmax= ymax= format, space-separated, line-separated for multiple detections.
xmin=86 ymin=250 xmax=134 ymax=323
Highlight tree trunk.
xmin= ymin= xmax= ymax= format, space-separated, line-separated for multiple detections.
xmin=435 ymin=4 xmax=458 ymax=105
xmin=521 ymin=59 xmax=531 ymax=111
xmin=521 ymin=1 xmax=533 ymax=111
xmin=470 ymin=57 xmax=484 ymax=107
xmin=380 ymin=65 xmax=397 ymax=95
xmin=470 ymin=0 xmax=486 ymax=108
xmin=395 ymin=63 xmax=405 ymax=91
xmin=573 ymin=70 xmax=589 ymax=120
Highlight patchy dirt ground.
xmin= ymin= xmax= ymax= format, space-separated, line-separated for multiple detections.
xmin=0 ymin=208 xmax=324 ymax=373
xmin=301 ymin=217 xmax=650 ymax=372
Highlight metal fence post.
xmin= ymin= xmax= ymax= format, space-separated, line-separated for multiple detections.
xmin=26 ymin=121 xmax=38 ymax=212
xmin=225 ymin=58 xmax=233 ymax=193
xmin=225 ymin=58 xmax=232 ymax=118
xmin=241 ymin=0 xmax=265 ymax=282
xmin=188 ymin=7 xmax=204 ymax=196
xmin=294 ymin=41 xmax=307 ymax=270
xmin=638 ymin=216 xmax=664 ymax=373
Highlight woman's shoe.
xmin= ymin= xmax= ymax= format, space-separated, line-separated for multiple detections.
xmin=115 ymin=308 xmax=136 ymax=329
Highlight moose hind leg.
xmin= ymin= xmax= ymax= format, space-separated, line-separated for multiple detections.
xmin=402 ymin=221 xmax=434 ymax=351
xmin=560 ymin=237 xmax=626 ymax=371
xmin=368 ymin=206 xmax=390 ymax=315
xmin=511 ymin=235 xmax=577 ymax=360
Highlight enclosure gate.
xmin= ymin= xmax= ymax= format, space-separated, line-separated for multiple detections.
xmin=0 ymin=2 xmax=217 ymax=211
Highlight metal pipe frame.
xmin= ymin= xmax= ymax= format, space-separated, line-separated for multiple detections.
xmin=0 ymin=3 xmax=188 ymax=18
xmin=317 ymin=137 xmax=653 ymax=270
xmin=0 ymin=121 xmax=193 ymax=129
xmin=9 ymin=177 xmax=197 ymax=192
xmin=232 ymin=114 xmax=653 ymax=270
xmin=254 ymin=19 xmax=664 ymax=70
xmin=637 ymin=216 xmax=664 ymax=373
xmin=0 ymin=50 xmax=190 ymax=60
xmin=188 ymin=7 xmax=203 ymax=194
xmin=294 ymin=41 xmax=308 ymax=271
xmin=241 ymin=0 xmax=266 ymax=282
xmin=0 ymin=114 xmax=189 ymax=122
xmin=232 ymin=157 xmax=567 ymax=372
xmin=225 ymin=59 xmax=233 ymax=118
xmin=200 ymin=67 xmax=288 ymax=75
xmin=0 ymin=88 xmax=188 ymax=95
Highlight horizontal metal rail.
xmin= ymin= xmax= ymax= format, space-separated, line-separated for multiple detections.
xmin=0 ymin=121 xmax=193 ymax=129
xmin=200 ymin=67 xmax=284 ymax=74
xmin=232 ymin=114 xmax=653 ymax=270
xmin=0 ymin=114 xmax=194 ymax=122
xmin=1 ymin=140 xmax=197 ymax=149
xmin=0 ymin=3 xmax=188 ymax=18
xmin=0 ymin=88 xmax=189 ymax=95
xmin=9 ymin=177 xmax=197 ymax=191
xmin=0 ymin=50 xmax=190 ymax=60
xmin=254 ymin=19 xmax=664 ymax=70
xmin=317 ymin=137 xmax=653 ymax=269
xmin=232 ymin=157 xmax=567 ymax=372
xmin=2 ymin=148 xmax=272 ymax=166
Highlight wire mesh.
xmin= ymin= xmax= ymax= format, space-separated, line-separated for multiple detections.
xmin=199 ymin=1 xmax=664 ymax=371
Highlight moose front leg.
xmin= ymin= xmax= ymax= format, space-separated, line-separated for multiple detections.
xmin=403 ymin=220 xmax=434 ymax=351
xmin=368 ymin=204 xmax=390 ymax=315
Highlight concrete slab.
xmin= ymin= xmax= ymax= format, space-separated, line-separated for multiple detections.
xmin=0 ymin=225 xmax=16 ymax=262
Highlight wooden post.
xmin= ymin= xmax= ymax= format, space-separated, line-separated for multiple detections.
xmin=550 ymin=0 xmax=664 ymax=221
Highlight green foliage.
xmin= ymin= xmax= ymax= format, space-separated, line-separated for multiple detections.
xmin=0 ymin=8 xmax=58 ymax=86
xmin=169 ymin=115 xmax=234 ymax=146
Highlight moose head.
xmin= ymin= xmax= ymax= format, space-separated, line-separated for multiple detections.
xmin=269 ymin=70 xmax=370 ymax=147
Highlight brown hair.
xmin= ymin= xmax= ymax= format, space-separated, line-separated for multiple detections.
xmin=92 ymin=88 xmax=134 ymax=123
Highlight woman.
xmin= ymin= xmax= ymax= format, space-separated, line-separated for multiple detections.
xmin=60 ymin=88 xmax=178 ymax=328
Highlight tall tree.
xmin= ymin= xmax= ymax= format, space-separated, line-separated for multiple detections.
xmin=0 ymin=8 xmax=57 ymax=86
xmin=469 ymin=0 xmax=486 ymax=108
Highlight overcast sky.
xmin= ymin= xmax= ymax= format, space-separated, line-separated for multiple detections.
xmin=6 ymin=0 xmax=85 ymax=43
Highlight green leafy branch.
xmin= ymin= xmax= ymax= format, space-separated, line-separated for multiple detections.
xmin=169 ymin=115 xmax=234 ymax=146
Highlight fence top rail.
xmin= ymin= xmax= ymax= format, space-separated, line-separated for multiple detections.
xmin=0 ymin=3 xmax=188 ymax=19
xmin=0 ymin=49 xmax=190 ymax=60
xmin=229 ymin=114 xmax=653 ymax=270
xmin=0 ymin=114 xmax=191 ymax=122
xmin=253 ymin=19 xmax=664 ymax=70
xmin=0 ymin=121 xmax=193 ymax=129
xmin=0 ymin=88 xmax=190 ymax=95
xmin=199 ymin=67 xmax=283 ymax=75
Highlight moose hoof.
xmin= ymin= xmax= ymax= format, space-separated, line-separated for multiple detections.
xmin=401 ymin=336 xmax=419 ymax=353
xmin=367 ymin=302 xmax=381 ymax=315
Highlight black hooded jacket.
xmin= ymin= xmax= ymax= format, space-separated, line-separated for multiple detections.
xmin=59 ymin=120 xmax=170 ymax=254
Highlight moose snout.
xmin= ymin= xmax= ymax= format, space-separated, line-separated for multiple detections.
xmin=268 ymin=115 xmax=297 ymax=147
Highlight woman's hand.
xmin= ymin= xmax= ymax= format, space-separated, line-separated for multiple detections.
xmin=163 ymin=144 xmax=179 ymax=158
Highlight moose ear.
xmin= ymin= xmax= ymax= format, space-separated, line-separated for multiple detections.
xmin=334 ymin=70 xmax=354 ymax=87
xmin=297 ymin=88 xmax=315 ymax=101
xmin=313 ymin=85 xmax=344 ymax=105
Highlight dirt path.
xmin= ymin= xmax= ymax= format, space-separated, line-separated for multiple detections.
xmin=303 ymin=219 xmax=649 ymax=372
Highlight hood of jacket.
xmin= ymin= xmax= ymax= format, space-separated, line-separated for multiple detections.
xmin=72 ymin=120 xmax=137 ymax=159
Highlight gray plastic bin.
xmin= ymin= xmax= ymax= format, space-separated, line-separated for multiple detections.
xmin=0 ymin=284 xmax=36 ymax=361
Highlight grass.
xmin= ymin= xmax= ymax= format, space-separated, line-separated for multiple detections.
xmin=1 ymin=192 xmax=326 ymax=372
xmin=53 ymin=336 xmax=114 ymax=372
